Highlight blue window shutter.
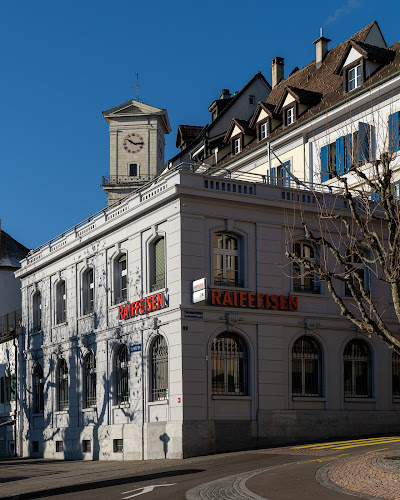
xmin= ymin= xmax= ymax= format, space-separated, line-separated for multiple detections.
xmin=344 ymin=134 xmax=352 ymax=172
xmin=320 ymin=145 xmax=329 ymax=182
xmin=370 ymin=190 xmax=380 ymax=202
xmin=389 ymin=112 xmax=399 ymax=154
xmin=336 ymin=137 xmax=345 ymax=174
xmin=358 ymin=123 xmax=369 ymax=165
xmin=266 ymin=169 xmax=270 ymax=184
xmin=271 ymin=167 xmax=276 ymax=185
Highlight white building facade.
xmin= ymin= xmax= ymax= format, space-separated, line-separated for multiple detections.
xmin=15 ymin=168 xmax=400 ymax=460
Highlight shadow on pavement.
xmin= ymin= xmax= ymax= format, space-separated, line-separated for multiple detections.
xmin=2 ymin=468 xmax=205 ymax=500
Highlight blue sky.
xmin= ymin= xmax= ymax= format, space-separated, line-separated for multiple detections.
xmin=1 ymin=0 xmax=399 ymax=249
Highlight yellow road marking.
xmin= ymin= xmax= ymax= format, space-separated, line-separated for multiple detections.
xmin=334 ymin=439 xmax=400 ymax=450
xmin=293 ymin=436 xmax=400 ymax=450
xmin=367 ymin=448 xmax=388 ymax=453
xmin=296 ymin=453 xmax=349 ymax=465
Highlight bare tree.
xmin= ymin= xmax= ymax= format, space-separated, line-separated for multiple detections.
xmin=286 ymin=108 xmax=400 ymax=354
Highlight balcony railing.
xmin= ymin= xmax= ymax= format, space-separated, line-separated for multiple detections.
xmin=102 ymin=175 xmax=151 ymax=187
xmin=0 ymin=309 xmax=21 ymax=342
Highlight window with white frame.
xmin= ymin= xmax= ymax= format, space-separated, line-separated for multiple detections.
xmin=233 ymin=138 xmax=241 ymax=155
xmin=84 ymin=352 xmax=96 ymax=408
xmin=56 ymin=280 xmax=67 ymax=324
xmin=211 ymin=333 xmax=248 ymax=395
xmin=57 ymin=359 xmax=68 ymax=411
xmin=292 ymin=336 xmax=322 ymax=397
xmin=292 ymin=242 xmax=320 ymax=294
xmin=114 ymin=254 xmax=127 ymax=304
xmin=150 ymin=335 xmax=168 ymax=401
xmin=213 ymin=233 xmax=242 ymax=287
xmin=115 ymin=345 xmax=129 ymax=405
xmin=33 ymin=291 xmax=42 ymax=332
xmin=259 ymin=122 xmax=268 ymax=140
xmin=286 ymin=106 xmax=295 ymax=125
xmin=347 ymin=64 xmax=361 ymax=91
xmin=82 ymin=268 xmax=94 ymax=315
xmin=33 ymin=364 xmax=44 ymax=413
xmin=343 ymin=339 xmax=372 ymax=398
xmin=344 ymin=247 xmax=366 ymax=297
xmin=150 ymin=237 xmax=166 ymax=292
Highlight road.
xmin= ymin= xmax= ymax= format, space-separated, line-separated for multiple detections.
xmin=2 ymin=436 xmax=400 ymax=499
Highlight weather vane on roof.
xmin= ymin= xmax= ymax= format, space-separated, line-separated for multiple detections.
xmin=130 ymin=72 xmax=146 ymax=102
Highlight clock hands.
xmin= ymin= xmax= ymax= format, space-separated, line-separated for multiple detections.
xmin=127 ymin=139 xmax=144 ymax=146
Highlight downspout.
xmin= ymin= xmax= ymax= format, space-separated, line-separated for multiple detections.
xmin=13 ymin=331 xmax=18 ymax=457
xmin=255 ymin=223 xmax=260 ymax=448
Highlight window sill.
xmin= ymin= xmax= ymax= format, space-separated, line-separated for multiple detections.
xmin=344 ymin=397 xmax=375 ymax=402
xmin=53 ymin=321 xmax=68 ymax=328
xmin=55 ymin=410 xmax=69 ymax=414
xmin=292 ymin=397 xmax=326 ymax=402
xmin=292 ymin=291 xmax=324 ymax=298
xmin=82 ymin=407 xmax=97 ymax=412
xmin=112 ymin=403 xmax=130 ymax=409
xmin=148 ymin=399 xmax=169 ymax=406
xmin=212 ymin=395 xmax=251 ymax=400
xmin=80 ymin=311 xmax=94 ymax=319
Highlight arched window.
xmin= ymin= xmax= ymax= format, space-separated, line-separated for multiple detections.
xmin=211 ymin=333 xmax=248 ymax=395
xmin=292 ymin=336 xmax=322 ymax=397
xmin=393 ymin=352 xmax=400 ymax=398
xmin=115 ymin=345 xmax=129 ymax=405
xmin=84 ymin=352 xmax=96 ymax=408
xmin=151 ymin=237 xmax=165 ymax=292
xmin=33 ymin=364 xmax=44 ymax=413
xmin=56 ymin=280 xmax=67 ymax=324
xmin=33 ymin=292 xmax=42 ymax=332
xmin=82 ymin=268 xmax=94 ymax=315
xmin=57 ymin=359 xmax=69 ymax=410
xmin=343 ymin=339 xmax=372 ymax=398
xmin=292 ymin=242 xmax=320 ymax=294
xmin=114 ymin=254 xmax=127 ymax=304
xmin=213 ymin=233 xmax=242 ymax=287
xmin=150 ymin=335 xmax=168 ymax=401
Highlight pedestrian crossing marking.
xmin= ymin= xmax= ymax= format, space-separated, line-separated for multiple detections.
xmin=292 ymin=436 xmax=400 ymax=451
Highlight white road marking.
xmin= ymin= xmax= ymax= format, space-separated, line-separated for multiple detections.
xmin=121 ymin=483 xmax=176 ymax=499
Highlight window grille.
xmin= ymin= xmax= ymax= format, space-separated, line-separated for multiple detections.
xmin=151 ymin=335 xmax=168 ymax=401
xmin=213 ymin=233 xmax=242 ymax=287
xmin=56 ymin=441 xmax=64 ymax=452
xmin=34 ymin=364 xmax=44 ymax=413
xmin=82 ymin=440 xmax=91 ymax=453
xmin=343 ymin=339 xmax=372 ymax=397
xmin=33 ymin=292 xmax=42 ymax=332
xmin=292 ymin=336 xmax=322 ymax=396
xmin=115 ymin=345 xmax=129 ymax=404
xmin=58 ymin=359 xmax=69 ymax=410
xmin=84 ymin=352 xmax=96 ymax=408
xmin=113 ymin=439 xmax=123 ymax=452
xmin=152 ymin=238 xmax=166 ymax=292
xmin=393 ymin=352 xmax=400 ymax=397
xmin=292 ymin=242 xmax=320 ymax=294
xmin=211 ymin=333 xmax=247 ymax=395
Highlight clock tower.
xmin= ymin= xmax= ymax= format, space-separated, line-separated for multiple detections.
xmin=102 ymin=100 xmax=171 ymax=205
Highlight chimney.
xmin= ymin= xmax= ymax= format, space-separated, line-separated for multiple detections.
xmin=271 ymin=57 xmax=284 ymax=88
xmin=313 ymin=28 xmax=331 ymax=69
xmin=220 ymin=89 xmax=231 ymax=100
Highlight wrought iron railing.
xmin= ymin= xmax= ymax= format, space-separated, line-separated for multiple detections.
xmin=102 ymin=175 xmax=151 ymax=186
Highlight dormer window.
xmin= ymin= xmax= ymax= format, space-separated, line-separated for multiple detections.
xmin=286 ymin=107 xmax=295 ymax=125
xmin=347 ymin=63 xmax=361 ymax=91
xmin=233 ymin=138 xmax=241 ymax=155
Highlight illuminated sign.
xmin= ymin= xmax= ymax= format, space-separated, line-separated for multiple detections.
xmin=210 ymin=289 xmax=298 ymax=311
xmin=118 ymin=292 xmax=166 ymax=320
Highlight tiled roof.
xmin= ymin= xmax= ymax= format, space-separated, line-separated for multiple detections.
xmin=216 ymin=21 xmax=400 ymax=167
xmin=0 ymin=231 xmax=29 ymax=268
xmin=176 ymin=125 xmax=204 ymax=148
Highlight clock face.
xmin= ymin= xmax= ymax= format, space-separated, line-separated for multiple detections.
xmin=123 ymin=133 xmax=144 ymax=154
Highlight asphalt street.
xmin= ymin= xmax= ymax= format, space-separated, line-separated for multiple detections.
xmin=2 ymin=436 xmax=400 ymax=500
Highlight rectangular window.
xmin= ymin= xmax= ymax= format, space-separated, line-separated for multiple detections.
xmin=347 ymin=64 xmax=361 ymax=91
xmin=129 ymin=164 xmax=138 ymax=177
xmin=113 ymin=439 xmax=123 ymax=453
xmin=233 ymin=138 xmax=241 ymax=155
xmin=82 ymin=440 xmax=91 ymax=453
xmin=56 ymin=441 xmax=64 ymax=453
xmin=389 ymin=112 xmax=400 ymax=154
xmin=260 ymin=122 xmax=268 ymax=140
xmin=249 ymin=95 xmax=255 ymax=105
xmin=286 ymin=107 xmax=295 ymax=125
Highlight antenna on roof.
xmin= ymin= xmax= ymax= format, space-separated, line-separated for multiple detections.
xmin=130 ymin=72 xmax=146 ymax=102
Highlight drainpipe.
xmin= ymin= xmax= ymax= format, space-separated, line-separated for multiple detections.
xmin=13 ymin=331 xmax=18 ymax=457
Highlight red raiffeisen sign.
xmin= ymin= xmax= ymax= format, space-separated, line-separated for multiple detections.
xmin=211 ymin=289 xmax=298 ymax=311
xmin=118 ymin=292 xmax=166 ymax=320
